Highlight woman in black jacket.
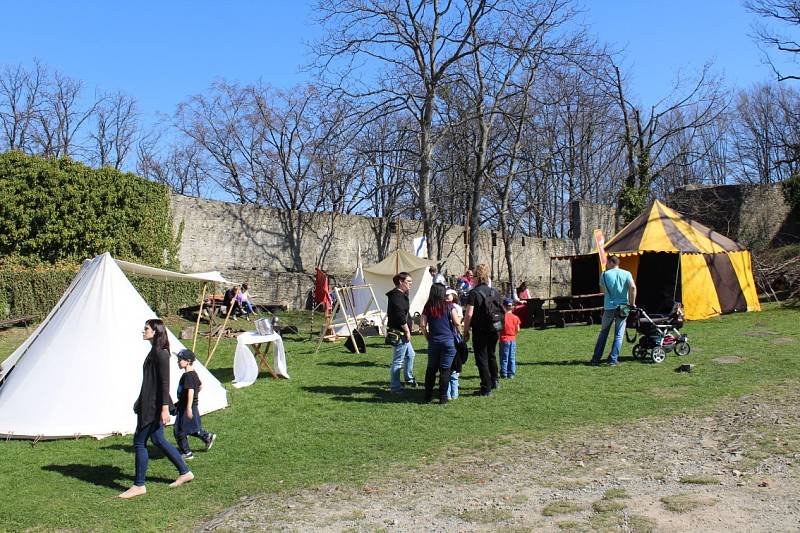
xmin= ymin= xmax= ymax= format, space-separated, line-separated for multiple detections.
xmin=119 ymin=319 xmax=194 ymax=499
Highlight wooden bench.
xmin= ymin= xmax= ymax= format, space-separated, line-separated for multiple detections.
xmin=546 ymin=306 xmax=604 ymax=328
xmin=0 ymin=315 xmax=37 ymax=330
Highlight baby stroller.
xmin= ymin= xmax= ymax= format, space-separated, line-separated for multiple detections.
xmin=629 ymin=303 xmax=690 ymax=363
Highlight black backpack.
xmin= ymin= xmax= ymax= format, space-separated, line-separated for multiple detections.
xmin=472 ymin=285 xmax=504 ymax=333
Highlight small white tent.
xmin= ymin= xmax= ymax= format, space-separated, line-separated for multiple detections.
xmin=0 ymin=253 xmax=228 ymax=440
xmin=332 ymin=248 xmax=384 ymax=334
xmin=363 ymin=250 xmax=433 ymax=317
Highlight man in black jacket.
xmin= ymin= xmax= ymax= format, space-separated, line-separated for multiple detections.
xmin=386 ymin=271 xmax=418 ymax=393
xmin=463 ymin=264 xmax=501 ymax=396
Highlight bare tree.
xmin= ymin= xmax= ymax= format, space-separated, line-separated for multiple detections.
xmin=90 ymin=91 xmax=139 ymax=169
xmin=0 ymin=61 xmax=46 ymax=152
xmin=136 ymin=129 xmax=206 ymax=197
xmin=314 ymin=0 xmax=522 ymax=258
xmin=612 ymin=62 xmax=728 ymax=223
xmin=455 ymin=0 xmax=577 ymax=267
xmin=31 ymin=71 xmax=102 ymax=158
xmin=745 ymin=0 xmax=800 ymax=81
xmin=730 ymin=82 xmax=800 ymax=184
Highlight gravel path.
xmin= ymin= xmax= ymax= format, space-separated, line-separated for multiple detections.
xmin=202 ymin=385 xmax=800 ymax=532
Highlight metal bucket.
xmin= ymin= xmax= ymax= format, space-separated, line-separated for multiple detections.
xmin=255 ymin=317 xmax=273 ymax=335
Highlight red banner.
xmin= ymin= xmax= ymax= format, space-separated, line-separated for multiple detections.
xmin=594 ymin=229 xmax=607 ymax=270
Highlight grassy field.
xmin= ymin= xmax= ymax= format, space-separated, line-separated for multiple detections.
xmin=0 ymin=303 xmax=797 ymax=531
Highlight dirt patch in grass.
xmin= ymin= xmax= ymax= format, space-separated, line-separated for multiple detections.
xmin=204 ymin=387 xmax=800 ymax=532
xmin=743 ymin=330 xmax=778 ymax=337
xmin=773 ymin=337 xmax=795 ymax=345
xmin=713 ymin=355 xmax=745 ymax=364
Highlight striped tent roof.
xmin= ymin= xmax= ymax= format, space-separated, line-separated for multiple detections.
xmin=605 ymin=200 xmax=744 ymax=255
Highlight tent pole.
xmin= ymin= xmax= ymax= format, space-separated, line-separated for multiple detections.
xmin=673 ymin=254 xmax=681 ymax=304
xmin=192 ymin=283 xmax=207 ymax=353
xmin=367 ymin=284 xmax=386 ymax=334
xmin=315 ymin=296 xmax=340 ymax=354
xmin=342 ymin=287 xmax=361 ymax=354
xmin=208 ymin=282 xmax=217 ymax=359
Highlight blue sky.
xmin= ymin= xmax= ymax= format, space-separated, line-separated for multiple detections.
xmin=0 ymin=1 xmax=785 ymax=128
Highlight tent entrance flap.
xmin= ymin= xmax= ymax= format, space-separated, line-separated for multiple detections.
xmin=635 ymin=252 xmax=681 ymax=315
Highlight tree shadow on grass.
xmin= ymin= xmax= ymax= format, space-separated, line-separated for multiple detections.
xmin=42 ymin=464 xmax=172 ymax=491
xmin=519 ymin=355 xmax=638 ymax=366
xmin=320 ymin=361 xmax=382 ymax=368
xmin=301 ymin=384 xmax=426 ymax=404
xmin=101 ymin=444 xmax=169 ymax=460
xmin=208 ymin=367 xmax=234 ymax=382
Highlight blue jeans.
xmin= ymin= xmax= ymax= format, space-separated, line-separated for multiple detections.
xmin=426 ymin=343 xmax=456 ymax=373
xmin=592 ymin=309 xmax=627 ymax=364
xmin=242 ymin=301 xmax=255 ymax=314
xmin=133 ymin=420 xmax=189 ymax=486
xmin=499 ymin=341 xmax=517 ymax=377
xmin=448 ymin=371 xmax=459 ymax=399
xmin=425 ymin=342 xmax=456 ymax=401
xmin=389 ymin=339 xmax=416 ymax=392
xmin=173 ymin=405 xmax=211 ymax=454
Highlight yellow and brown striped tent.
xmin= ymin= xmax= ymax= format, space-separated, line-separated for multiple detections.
xmin=604 ymin=200 xmax=760 ymax=320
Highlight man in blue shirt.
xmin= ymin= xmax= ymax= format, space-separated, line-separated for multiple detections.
xmin=591 ymin=255 xmax=637 ymax=366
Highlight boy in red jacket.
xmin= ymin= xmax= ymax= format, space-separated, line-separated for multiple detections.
xmin=499 ymin=298 xmax=521 ymax=379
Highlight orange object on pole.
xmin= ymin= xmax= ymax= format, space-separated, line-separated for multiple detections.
xmin=594 ymin=229 xmax=607 ymax=271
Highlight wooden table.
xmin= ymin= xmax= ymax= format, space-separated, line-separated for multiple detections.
xmin=232 ymin=332 xmax=290 ymax=388
xmin=545 ymin=293 xmax=604 ymax=328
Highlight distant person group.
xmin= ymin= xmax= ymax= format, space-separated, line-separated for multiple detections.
xmin=387 ymin=263 xmax=520 ymax=402
xmin=386 ymin=255 xmax=637 ymax=401
xmin=222 ymin=283 xmax=255 ymax=320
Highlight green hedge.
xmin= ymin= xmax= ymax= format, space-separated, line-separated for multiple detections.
xmin=0 ymin=151 xmax=178 ymax=266
xmin=0 ymin=266 xmax=201 ymax=319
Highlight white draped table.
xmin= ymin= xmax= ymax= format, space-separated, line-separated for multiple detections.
xmin=232 ymin=331 xmax=290 ymax=388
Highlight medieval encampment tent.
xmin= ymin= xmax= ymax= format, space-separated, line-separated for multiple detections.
xmin=363 ymin=250 xmax=433 ymax=317
xmin=566 ymin=200 xmax=761 ymax=320
xmin=0 ymin=253 xmax=228 ymax=439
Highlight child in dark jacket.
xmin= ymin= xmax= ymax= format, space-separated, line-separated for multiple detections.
xmin=173 ymin=349 xmax=216 ymax=460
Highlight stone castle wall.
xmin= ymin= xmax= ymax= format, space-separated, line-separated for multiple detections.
xmin=671 ymin=183 xmax=799 ymax=250
xmin=170 ymin=195 xmax=617 ymax=307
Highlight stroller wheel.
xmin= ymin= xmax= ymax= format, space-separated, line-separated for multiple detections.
xmin=675 ymin=341 xmax=691 ymax=356
xmin=632 ymin=344 xmax=644 ymax=359
xmin=651 ymin=346 xmax=666 ymax=363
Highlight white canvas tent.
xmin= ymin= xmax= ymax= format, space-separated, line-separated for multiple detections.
xmin=332 ymin=249 xmax=384 ymax=334
xmin=362 ymin=250 xmax=433 ymax=317
xmin=0 ymin=253 xmax=228 ymax=440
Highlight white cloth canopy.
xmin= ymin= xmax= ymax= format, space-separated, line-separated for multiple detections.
xmin=0 ymin=253 xmax=228 ymax=439
xmin=232 ymin=332 xmax=289 ymax=388
xmin=362 ymin=250 xmax=434 ymax=317
xmin=115 ymin=258 xmax=234 ymax=285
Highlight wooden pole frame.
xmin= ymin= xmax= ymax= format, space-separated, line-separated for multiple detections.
xmin=314 ymin=284 xmax=384 ymax=354
xmin=192 ymin=282 xmax=207 ymax=353
xmin=206 ymin=294 xmax=234 ymax=367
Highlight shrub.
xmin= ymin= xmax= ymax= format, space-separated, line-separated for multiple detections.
xmin=0 ymin=152 xmax=178 ymax=267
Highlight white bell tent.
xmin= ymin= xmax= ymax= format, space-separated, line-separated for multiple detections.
xmin=362 ymin=250 xmax=433 ymax=317
xmin=0 ymin=253 xmax=228 ymax=440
